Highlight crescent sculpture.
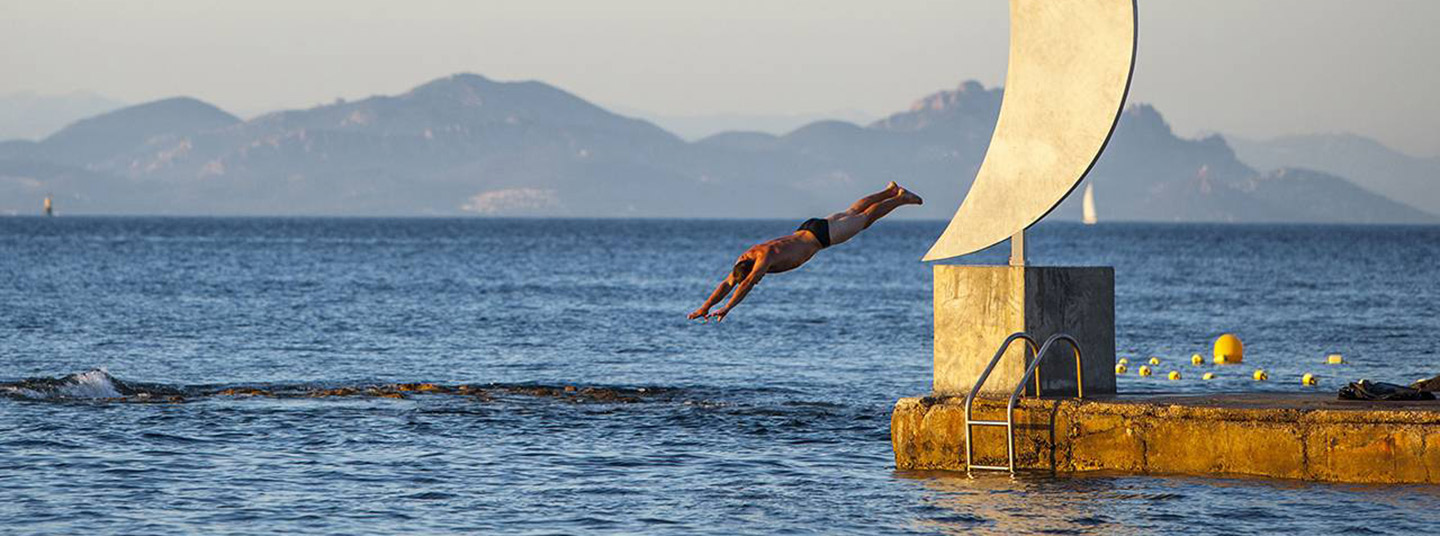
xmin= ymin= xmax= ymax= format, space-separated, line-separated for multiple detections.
xmin=923 ymin=0 xmax=1137 ymax=262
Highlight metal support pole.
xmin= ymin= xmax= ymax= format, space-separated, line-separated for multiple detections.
xmin=1009 ymin=230 xmax=1028 ymax=267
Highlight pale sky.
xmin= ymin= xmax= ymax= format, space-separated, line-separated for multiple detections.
xmin=2 ymin=0 xmax=1437 ymax=155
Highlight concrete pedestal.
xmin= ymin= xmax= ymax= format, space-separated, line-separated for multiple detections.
xmin=933 ymin=265 xmax=1115 ymax=397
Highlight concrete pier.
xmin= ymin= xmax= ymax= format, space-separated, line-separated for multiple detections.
xmin=892 ymin=393 xmax=1440 ymax=484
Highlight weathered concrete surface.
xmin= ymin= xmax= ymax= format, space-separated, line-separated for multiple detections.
xmin=892 ymin=393 xmax=1440 ymax=484
xmin=933 ymin=265 xmax=1115 ymax=397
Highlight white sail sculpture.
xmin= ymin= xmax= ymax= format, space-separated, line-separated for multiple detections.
xmin=923 ymin=0 xmax=1136 ymax=261
xmin=1082 ymin=183 xmax=1098 ymax=225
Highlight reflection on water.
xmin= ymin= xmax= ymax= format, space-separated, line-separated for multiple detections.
xmin=904 ymin=471 xmax=1133 ymax=535
xmin=899 ymin=470 xmax=1440 ymax=535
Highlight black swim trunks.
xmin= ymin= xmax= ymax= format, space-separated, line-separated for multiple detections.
xmin=796 ymin=218 xmax=831 ymax=248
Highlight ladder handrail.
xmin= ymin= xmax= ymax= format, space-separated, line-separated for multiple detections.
xmin=965 ymin=332 xmax=1087 ymax=473
xmin=1001 ymin=333 xmax=1085 ymax=471
xmin=1009 ymin=333 xmax=1085 ymax=411
xmin=964 ymin=332 xmax=1040 ymax=472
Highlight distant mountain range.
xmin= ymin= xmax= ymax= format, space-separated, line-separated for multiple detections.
xmin=1227 ymin=133 xmax=1440 ymax=216
xmin=0 ymin=73 xmax=1434 ymax=222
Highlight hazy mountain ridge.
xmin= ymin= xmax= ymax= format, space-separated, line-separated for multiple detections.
xmin=39 ymin=97 xmax=240 ymax=168
xmin=1243 ymin=168 xmax=1433 ymax=223
xmin=1227 ymin=133 xmax=1440 ymax=215
xmin=0 ymin=73 xmax=1432 ymax=222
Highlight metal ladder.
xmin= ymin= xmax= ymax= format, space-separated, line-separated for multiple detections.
xmin=963 ymin=332 xmax=1086 ymax=473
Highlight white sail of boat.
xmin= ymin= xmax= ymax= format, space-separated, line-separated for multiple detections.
xmin=1081 ymin=183 xmax=1097 ymax=225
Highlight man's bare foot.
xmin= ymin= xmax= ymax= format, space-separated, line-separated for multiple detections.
xmin=897 ymin=187 xmax=924 ymax=205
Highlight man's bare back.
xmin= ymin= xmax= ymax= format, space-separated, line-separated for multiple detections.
xmin=688 ymin=182 xmax=922 ymax=322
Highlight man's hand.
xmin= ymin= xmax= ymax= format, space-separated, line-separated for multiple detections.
xmin=687 ymin=308 xmax=709 ymax=321
xmin=708 ymin=307 xmax=730 ymax=322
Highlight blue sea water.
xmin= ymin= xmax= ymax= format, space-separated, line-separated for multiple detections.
xmin=2 ymin=217 xmax=1439 ymax=534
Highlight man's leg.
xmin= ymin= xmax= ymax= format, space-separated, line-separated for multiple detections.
xmin=859 ymin=189 xmax=923 ymax=228
xmin=827 ymin=185 xmax=921 ymax=246
xmin=847 ymin=182 xmax=901 ymax=213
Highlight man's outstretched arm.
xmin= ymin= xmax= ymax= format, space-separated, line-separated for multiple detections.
xmin=711 ymin=256 xmax=767 ymax=322
xmin=688 ymin=277 xmax=735 ymax=320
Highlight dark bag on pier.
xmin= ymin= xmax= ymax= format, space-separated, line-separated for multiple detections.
xmin=1410 ymin=374 xmax=1440 ymax=392
xmin=1338 ymin=380 xmax=1436 ymax=401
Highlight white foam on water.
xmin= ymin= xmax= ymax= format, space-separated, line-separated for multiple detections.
xmin=56 ymin=369 xmax=125 ymax=399
xmin=2 ymin=369 xmax=129 ymax=400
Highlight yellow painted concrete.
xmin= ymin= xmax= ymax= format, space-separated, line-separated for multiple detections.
xmin=892 ymin=393 xmax=1440 ymax=484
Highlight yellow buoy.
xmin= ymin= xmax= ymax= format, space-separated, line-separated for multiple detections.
xmin=1326 ymin=354 xmax=1344 ymax=365
xmin=1148 ymin=357 xmax=1161 ymax=365
xmin=1115 ymin=363 xmax=1128 ymax=374
xmin=1118 ymin=357 xmax=1129 ymax=365
xmin=1191 ymin=353 xmax=1203 ymax=365
xmin=1202 ymin=372 xmax=1216 ymax=380
xmin=1168 ymin=371 xmax=1181 ymax=380
xmin=1214 ymin=333 xmax=1244 ymax=364
xmin=1253 ymin=369 xmax=1268 ymax=381
xmin=1302 ymin=373 xmax=1317 ymax=386
xmin=1138 ymin=365 xmax=1152 ymax=377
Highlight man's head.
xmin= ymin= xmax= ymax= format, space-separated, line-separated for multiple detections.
xmin=731 ymin=259 xmax=755 ymax=283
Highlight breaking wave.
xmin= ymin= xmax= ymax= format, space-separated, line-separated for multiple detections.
xmin=0 ymin=368 xmax=168 ymax=400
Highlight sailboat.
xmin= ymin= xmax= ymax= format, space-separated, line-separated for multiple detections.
xmin=43 ymin=195 xmax=53 ymax=217
xmin=1081 ymin=183 xmax=1097 ymax=225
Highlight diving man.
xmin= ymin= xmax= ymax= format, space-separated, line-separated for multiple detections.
xmin=688 ymin=182 xmax=923 ymax=322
